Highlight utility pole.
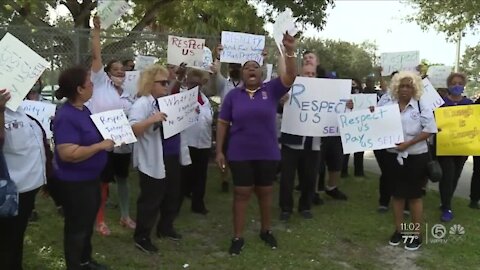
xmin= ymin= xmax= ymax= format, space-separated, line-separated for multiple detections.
xmin=454 ymin=30 xmax=462 ymax=72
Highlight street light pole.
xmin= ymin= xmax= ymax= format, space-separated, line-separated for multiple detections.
xmin=455 ymin=30 xmax=462 ymax=72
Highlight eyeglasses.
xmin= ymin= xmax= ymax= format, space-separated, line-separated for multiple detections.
xmin=154 ymin=80 xmax=170 ymax=87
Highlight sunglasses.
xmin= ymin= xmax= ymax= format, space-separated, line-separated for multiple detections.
xmin=154 ymin=80 xmax=170 ymax=87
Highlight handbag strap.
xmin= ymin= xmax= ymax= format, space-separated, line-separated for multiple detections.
xmin=0 ymin=151 xmax=11 ymax=180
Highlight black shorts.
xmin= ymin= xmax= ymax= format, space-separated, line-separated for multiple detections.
xmin=229 ymin=160 xmax=278 ymax=187
xmin=100 ymin=152 xmax=131 ymax=183
xmin=320 ymin=136 xmax=344 ymax=172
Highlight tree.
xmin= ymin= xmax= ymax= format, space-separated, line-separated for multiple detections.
xmin=460 ymin=44 xmax=480 ymax=98
xmin=406 ymin=0 xmax=480 ymax=38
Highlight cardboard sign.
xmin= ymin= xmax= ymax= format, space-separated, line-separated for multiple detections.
xmin=167 ymin=35 xmax=205 ymax=67
xmin=0 ymin=33 xmax=49 ymax=111
xmin=380 ymin=51 xmax=420 ymax=76
xmin=123 ymin=71 xmax=140 ymax=96
xmin=157 ymin=87 xmax=199 ymax=139
xmin=352 ymin=94 xmax=377 ymax=111
xmin=422 ymin=78 xmax=445 ymax=109
xmin=21 ymin=100 xmax=56 ymax=139
xmin=427 ymin=66 xmax=452 ymax=89
xmin=97 ymin=0 xmax=131 ymax=29
xmin=264 ymin=64 xmax=273 ymax=82
xmin=435 ymin=105 xmax=480 ymax=156
xmin=134 ymin=55 xmax=158 ymax=71
xmin=281 ymin=77 xmax=351 ymax=137
xmin=272 ymin=8 xmax=298 ymax=55
xmin=338 ymin=104 xmax=404 ymax=154
xmin=220 ymin=31 xmax=265 ymax=65
xmin=90 ymin=109 xmax=137 ymax=146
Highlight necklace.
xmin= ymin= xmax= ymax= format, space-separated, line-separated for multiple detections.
xmin=245 ymin=88 xmax=259 ymax=99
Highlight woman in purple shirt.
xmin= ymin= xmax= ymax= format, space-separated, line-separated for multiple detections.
xmin=53 ymin=67 xmax=114 ymax=270
xmin=216 ymin=33 xmax=297 ymax=255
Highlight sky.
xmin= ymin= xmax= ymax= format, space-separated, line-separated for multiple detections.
xmin=263 ymin=0 xmax=478 ymax=66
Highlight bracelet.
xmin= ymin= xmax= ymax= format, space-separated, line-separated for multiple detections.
xmin=285 ymin=52 xmax=296 ymax=58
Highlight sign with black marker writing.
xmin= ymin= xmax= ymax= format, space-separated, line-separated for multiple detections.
xmin=90 ymin=109 xmax=137 ymax=146
xmin=21 ymin=100 xmax=56 ymax=139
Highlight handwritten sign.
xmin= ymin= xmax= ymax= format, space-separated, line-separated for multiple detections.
xmin=190 ymin=46 xmax=214 ymax=72
xmin=422 ymin=78 xmax=445 ymax=109
xmin=281 ymin=77 xmax=351 ymax=137
xmin=167 ymin=35 xmax=205 ymax=67
xmin=134 ymin=55 xmax=158 ymax=71
xmin=97 ymin=0 xmax=131 ymax=29
xmin=220 ymin=31 xmax=265 ymax=65
xmin=338 ymin=105 xmax=404 ymax=154
xmin=380 ymin=51 xmax=420 ymax=76
xmin=21 ymin=100 xmax=56 ymax=139
xmin=352 ymin=94 xmax=377 ymax=111
xmin=272 ymin=8 xmax=298 ymax=55
xmin=123 ymin=71 xmax=140 ymax=96
xmin=0 ymin=33 xmax=49 ymax=111
xmin=264 ymin=64 xmax=273 ymax=82
xmin=427 ymin=66 xmax=452 ymax=89
xmin=90 ymin=109 xmax=137 ymax=146
xmin=157 ymin=87 xmax=199 ymax=139
xmin=435 ymin=105 xmax=480 ymax=156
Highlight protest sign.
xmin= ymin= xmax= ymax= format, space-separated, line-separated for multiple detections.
xmin=0 ymin=33 xmax=49 ymax=111
xmin=380 ymin=51 xmax=420 ymax=76
xmin=272 ymin=8 xmax=298 ymax=55
xmin=281 ymin=77 xmax=351 ymax=137
xmin=190 ymin=46 xmax=214 ymax=72
xmin=21 ymin=100 xmax=56 ymax=139
xmin=220 ymin=31 xmax=265 ymax=65
xmin=134 ymin=55 xmax=158 ymax=71
xmin=352 ymin=94 xmax=377 ymax=111
xmin=338 ymin=105 xmax=404 ymax=154
xmin=97 ymin=0 xmax=131 ymax=29
xmin=427 ymin=66 xmax=452 ymax=89
xmin=123 ymin=71 xmax=140 ymax=96
xmin=435 ymin=105 xmax=480 ymax=156
xmin=422 ymin=78 xmax=445 ymax=109
xmin=167 ymin=35 xmax=205 ymax=67
xmin=157 ymin=87 xmax=199 ymax=139
xmin=90 ymin=109 xmax=137 ymax=146
xmin=264 ymin=64 xmax=273 ymax=82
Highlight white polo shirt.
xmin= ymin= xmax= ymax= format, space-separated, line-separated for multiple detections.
xmin=183 ymin=92 xmax=213 ymax=149
xmin=285 ymin=137 xmax=321 ymax=151
xmin=3 ymin=108 xmax=46 ymax=193
xmin=129 ymin=95 xmax=166 ymax=179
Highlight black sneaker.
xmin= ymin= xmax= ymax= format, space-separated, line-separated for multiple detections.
xmin=377 ymin=205 xmax=388 ymax=213
xmin=279 ymin=212 xmax=291 ymax=222
xmin=312 ymin=193 xmax=324 ymax=205
xmin=300 ymin=210 xmax=313 ymax=219
xmin=29 ymin=210 xmax=39 ymax=222
xmin=135 ymin=238 xmax=158 ymax=254
xmin=260 ymin=230 xmax=277 ymax=249
xmin=81 ymin=260 xmax=108 ymax=270
xmin=388 ymin=231 xmax=402 ymax=246
xmin=221 ymin=181 xmax=229 ymax=193
xmin=192 ymin=208 xmax=209 ymax=215
xmin=157 ymin=230 xmax=182 ymax=241
xmin=405 ymin=237 xmax=422 ymax=251
xmin=325 ymin=188 xmax=348 ymax=200
xmin=229 ymin=237 xmax=245 ymax=255
xmin=469 ymin=201 xmax=479 ymax=209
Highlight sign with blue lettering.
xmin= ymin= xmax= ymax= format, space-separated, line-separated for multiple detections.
xmin=337 ymin=104 xmax=404 ymax=154
xmin=220 ymin=31 xmax=265 ymax=65
xmin=91 ymin=109 xmax=137 ymax=146
xmin=280 ymin=77 xmax=351 ymax=137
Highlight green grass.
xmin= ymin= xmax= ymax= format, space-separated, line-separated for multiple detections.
xmin=23 ymin=166 xmax=480 ymax=269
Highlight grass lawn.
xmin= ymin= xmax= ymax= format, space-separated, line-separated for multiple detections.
xmin=23 ymin=165 xmax=480 ymax=270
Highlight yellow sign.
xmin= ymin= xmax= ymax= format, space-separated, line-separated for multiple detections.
xmin=435 ymin=105 xmax=480 ymax=156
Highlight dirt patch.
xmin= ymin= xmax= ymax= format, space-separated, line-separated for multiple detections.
xmin=377 ymin=245 xmax=421 ymax=270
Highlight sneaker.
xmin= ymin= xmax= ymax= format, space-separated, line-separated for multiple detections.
xmin=388 ymin=231 xmax=402 ymax=246
xmin=312 ymin=193 xmax=324 ymax=205
xmin=404 ymin=237 xmax=422 ymax=251
xmin=259 ymin=230 xmax=277 ymax=249
xmin=192 ymin=208 xmax=209 ymax=215
xmin=29 ymin=210 xmax=39 ymax=222
xmin=469 ymin=201 xmax=479 ymax=209
xmin=403 ymin=210 xmax=411 ymax=217
xmin=135 ymin=238 xmax=158 ymax=254
xmin=229 ymin=237 xmax=245 ymax=255
xmin=440 ymin=209 xmax=453 ymax=222
xmin=377 ymin=205 xmax=388 ymax=213
xmin=325 ymin=188 xmax=348 ymax=200
xmin=300 ymin=210 xmax=313 ymax=219
xmin=279 ymin=212 xmax=291 ymax=222
xmin=157 ymin=230 xmax=182 ymax=241
xmin=81 ymin=260 xmax=108 ymax=270
xmin=221 ymin=181 xmax=229 ymax=193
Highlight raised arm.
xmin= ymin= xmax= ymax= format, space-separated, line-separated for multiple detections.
xmin=280 ymin=33 xmax=297 ymax=87
xmin=91 ymin=16 xmax=103 ymax=73
xmin=0 ymin=89 xmax=11 ymax=147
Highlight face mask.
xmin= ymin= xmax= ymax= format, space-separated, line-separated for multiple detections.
xmin=448 ymin=85 xmax=464 ymax=96
xmin=229 ymin=69 xmax=241 ymax=80
xmin=110 ymin=75 xmax=125 ymax=87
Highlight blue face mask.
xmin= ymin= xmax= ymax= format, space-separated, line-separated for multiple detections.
xmin=449 ymin=85 xmax=464 ymax=96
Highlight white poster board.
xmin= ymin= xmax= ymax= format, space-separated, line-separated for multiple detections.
xmin=134 ymin=55 xmax=158 ymax=71
xmin=264 ymin=64 xmax=273 ymax=82
xmin=157 ymin=87 xmax=199 ymax=139
xmin=352 ymin=94 xmax=377 ymax=111
xmin=422 ymin=78 xmax=445 ymax=109
xmin=338 ymin=104 xmax=404 ymax=154
xmin=97 ymin=0 xmax=131 ymax=29
xmin=21 ymin=100 xmax=56 ymax=139
xmin=123 ymin=71 xmax=140 ymax=96
xmin=380 ymin=51 xmax=420 ymax=76
xmin=167 ymin=35 xmax=205 ymax=67
xmin=427 ymin=66 xmax=452 ymax=89
xmin=0 ymin=33 xmax=49 ymax=111
xmin=220 ymin=31 xmax=265 ymax=65
xmin=281 ymin=77 xmax=351 ymax=137
xmin=90 ymin=109 xmax=137 ymax=146
xmin=272 ymin=8 xmax=298 ymax=55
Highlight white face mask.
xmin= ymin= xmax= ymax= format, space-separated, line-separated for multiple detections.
xmin=110 ymin=75 xmax=125 ymax=87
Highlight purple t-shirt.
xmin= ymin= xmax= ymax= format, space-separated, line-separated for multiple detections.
xmin=163 ymin=133 xmax=180 ymax=156
xmin=53 ymin=102 xmax=107 ymax=181
xmin=442 ymin=96 xmax=473 ymax=106
xmin=219 ymin=77 xmax=289 ymax=161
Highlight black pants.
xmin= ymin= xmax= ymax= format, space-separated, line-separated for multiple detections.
xmin=156 ymin=155 xmax=181 ymax=235
xmin=181 ymin=147 xmax=210 ymax=212
xmin=342 ymin=152 xmax=365 ymax=176
xmin=0 ymin=188 xmax=39 ymax=270
xmin=438 ymin=156 xmax=468 ymax=210
xmin=374 ymin=150 xmax=391 ymax=207
xmin=279 ymin=147 xmax=319 ymax=212
xmin=60 ymin=179 xmax=101 ymax=270
xmin=471 ymin=156 xmax=480 ymax=203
